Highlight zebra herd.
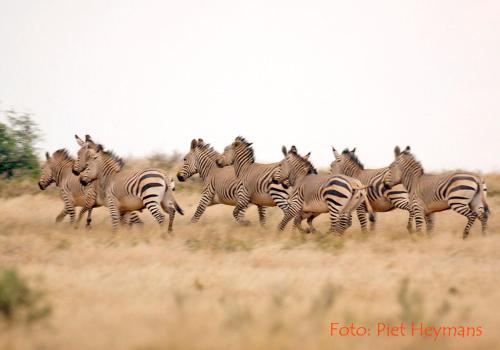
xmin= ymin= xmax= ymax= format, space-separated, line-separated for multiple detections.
xmin=38 ymin=135 xmax=489 ymax=239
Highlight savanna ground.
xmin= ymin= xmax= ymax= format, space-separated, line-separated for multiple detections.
xmin=1 ymin=174 xmax=500 ymax=350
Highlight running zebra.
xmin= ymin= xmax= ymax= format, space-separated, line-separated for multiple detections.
xmin=177 ymin=138 xmax=267 ymax=223
xmin=73 ymin=134 xmax=99 ymax=176
xmin=274 ymin=148 xmax=374 ymax=234
xmin=330 ymin=147 xmax=413 ymax=231
xmin=38 ymin=149 xmax=95 ymax=226
xmin=78 ymin=145 xmax=183 ymax=231
xmin=382 ymin=146 xmax=489 ymax=238
xmin=217 ymin=136 xmax=290 ymax=226
xmin=39 ymin=149 xmax=142 ymax=227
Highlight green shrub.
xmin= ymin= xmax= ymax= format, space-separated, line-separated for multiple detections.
xmin=0 ymin=109 xmax=41 ymax=179
xmin=0 ymin=268 xmax=51 ymax=324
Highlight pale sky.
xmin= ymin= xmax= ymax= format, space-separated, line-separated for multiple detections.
xmin=1 ymin=0 xmax=499 ymax=171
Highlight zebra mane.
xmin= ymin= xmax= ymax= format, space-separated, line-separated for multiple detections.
xmin=196 ymin=142 xmax=222 ymax=163
xmin=401 ymin=151 xmax=424 ymax=175
xmin=290 ymin=152 xmax=318 ymax=174
xmin=52 ymin=149 xmax=74 ymax=162
xmin=342 ymin=149 xmax=364 ymax=169
xmin=235 ymin=136 xmax=255 ymax=163
xmin=100 ymin=148 xmax=125 ymax=170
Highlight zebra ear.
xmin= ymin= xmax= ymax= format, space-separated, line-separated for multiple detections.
xmin=281 ymin=146 xmax=287 ymax=156
xmin=394 ymin=146 xmax=401 ymax=157
xmin=190 ymin=139 xmax=197 ymax=149
xmin=45 ymin=151 xmax=50 ymax=160
xmin=332 ymin=147 xmax=340 ymax=159
xmin=304 ymin=152 xmax=311 ymax=160
xmin=75 ymin=135 xmax=85 ymax=147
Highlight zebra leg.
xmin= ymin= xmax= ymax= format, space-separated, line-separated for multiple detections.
xmin=145 ymin=201 xmax=166 ymax=227
xmin=411 ymin=202 xmax=425 ymax=233
xmin=86 ymin=208 xmax=93 ymax=228
xmin=75 ymin=207 xmax=88 ymax=228
xmin=60 ymin=192 xmax=76 ymax=226
xmin=166 ymin=206 xmax=175 ymax=232
xmin=306 ymin=214 xmax=318 ymax=233
xmin=278 ymin=200 xmax=301 ymax=231
xmin=55 ymin=208 xmax=67 ymax=223
xmin=293 ymin=212 xmax=308 ymax=233
xmin=233 ymin=187 xmax=251 ymax=225
xmin=449 ymin=202 xmax=478 ymax=239
xmin=107 ymin=196 xmax=122 ymax=231
xmin=480 ymin=213 xmax=488 ymax=235
xmin=327 ymin=203 xmax=342 ymax=234
xmin=191 ymin=187 xmax=215 ymax=224
xmin=257 ymin=206 xmax=266 ymax=227
xmin=463 ymin=214 xmax=478 ymax=239
xmin=424 ymin=213 xmax=435 ymax=233
xmin=369 ymin=212 xmax=376 ymax=231
xmin=356 ymin=204 xmax=368 ymax=232
xmin=406 ymin=210 xmax=414 ymax=233
xmin=120 ymin=212 xmax=143 ymax=227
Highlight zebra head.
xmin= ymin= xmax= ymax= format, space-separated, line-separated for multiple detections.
xmin=217 ymin=144 xmax=236 ymax=167
xmin=330 ymin=147 xmax=363 ymax=175
xmin=73 ymin=134 xmax=98 ymax=175
xmin=177 ymin=139 xmax=200 ymax=181
xmin=39 ymin=149 xmax=74 ymax=190
xmin=273 ymin=146 xmax=315 ymax=188
xmin=79 ymin=146 xmax=102 ymax=186
xmin=217 ymin=136 xmax=253 ymax=167
xmin=38 ymin=151 xmax=55 ymax=190
xmin=383 ymin=146 xmax=410 ymax=189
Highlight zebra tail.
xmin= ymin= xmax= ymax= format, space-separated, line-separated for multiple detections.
xmin=481 ymin=181 xmax=490 ymax=217
xmin=173 ymin=198 xmax=184 ymax=215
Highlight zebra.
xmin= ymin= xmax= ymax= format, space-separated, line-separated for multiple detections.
xmin=73 ymin=134 xmax=144 ymax=227
xmin=78 ymin=144 xmax=184 ymax=231
xmin=382 ymin=146 xmax=489 ymax=239
xmin=38 ymin=149 xmax=95 ymax=227
xmin=176 ymin=138 xmax=271 ymax=224
xmin=73 ymin=134 xmax=99 ymax=176
xmin=330 ymin=147 xmax=413 ymax=231
xmin=273 ymin=148 xmax=374 ymax=234
xmin=39 ymin=149 xmax=142 ymax=227
xmin=216 ymin=136 xmax=290 ymax=226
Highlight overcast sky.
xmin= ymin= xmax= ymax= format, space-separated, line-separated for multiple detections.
xmin=0 ymin=0 xmax=499 ymax=171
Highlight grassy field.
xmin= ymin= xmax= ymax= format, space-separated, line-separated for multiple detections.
xmin=0 ymin=187 xmax=499 ymax=350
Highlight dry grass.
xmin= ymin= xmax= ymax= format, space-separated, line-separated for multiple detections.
xmin=0 ymin=188 xmax=499 ymax=350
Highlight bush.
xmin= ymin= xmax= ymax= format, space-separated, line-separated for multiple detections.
xmin=0 ymin=268 xmax=51 ymax=324
xmin=0 ymin=109 xmax=41 ymax=179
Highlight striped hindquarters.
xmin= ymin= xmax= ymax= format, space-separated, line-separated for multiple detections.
xmin=123 ymin=170 xmax=168 ymax=205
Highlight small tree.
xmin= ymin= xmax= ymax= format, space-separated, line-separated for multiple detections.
xmin=0 ymin=109 xmax=41 ymax=178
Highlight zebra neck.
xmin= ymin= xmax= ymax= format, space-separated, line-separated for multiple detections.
xmin=97 ymin=166 xmax=118 ymax=192
xmin=54 ymin=161 xmax=73 ymax=186
xmin=234 ymin=147 xmax=254 ymax=177
xmin=402 ymin=171 xmax=421 ymax=193
xmin=233 ymin=158 xmax=251 ymax=177
xmin=198 ymin=159 xmax=217 ymax=180
xmin=344 ymin=166 xmax=362 ymax=177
